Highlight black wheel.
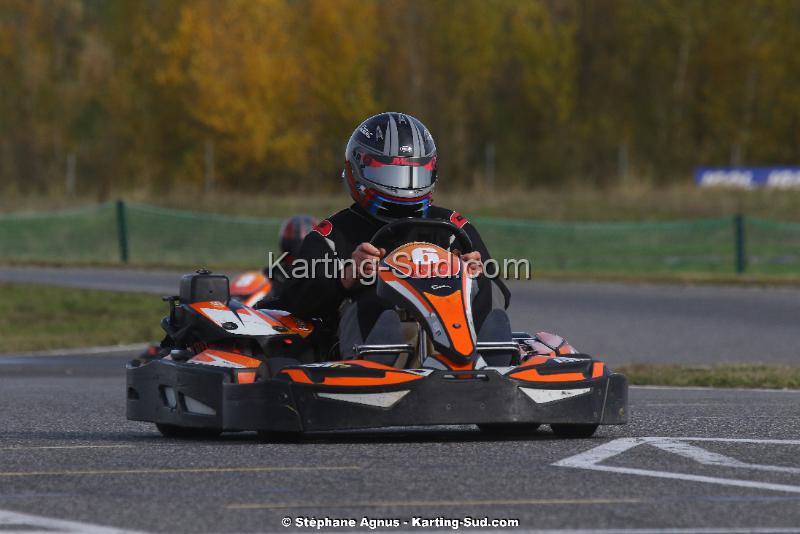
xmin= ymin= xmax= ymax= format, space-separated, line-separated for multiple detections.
xmin=550 ymin=423 xmax=598 ymax=439
xmin=155 ymin=423 xmax=222 ymax=439
xmin=478 ymin=423 xmax=541 ymax=436
xmin=257 ymin=430 xmax=302 ymax=443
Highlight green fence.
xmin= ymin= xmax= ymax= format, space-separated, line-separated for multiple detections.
xmin=0 ymin=201 xmax=798 ymax=275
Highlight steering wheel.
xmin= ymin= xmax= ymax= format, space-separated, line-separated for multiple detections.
xmin=369 ymin=218 xmax=473 ymax=254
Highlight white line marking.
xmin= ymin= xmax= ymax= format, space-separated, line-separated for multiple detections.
xmin=658 ymin=437 xmax=800 ymax=444
xmin=0 ymin=508 xmax=146 ymax=533
xmin=554 ymin=437 xmax=800 ymax=493
xmin=559 ymin=463 xmax=800 ymax=494
xmin=555 ymin=437 xmax=649 ymax=466
xmin=650 ymin=439 xmax=752 ymax=466
xmin=651 ymin=439 xmax=800 ymax=474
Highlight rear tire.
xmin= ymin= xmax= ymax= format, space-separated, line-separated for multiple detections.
xmin=478 ymin=423 xmax=541 ymax=436
xmin=550 ymin=423 xmax=598 ymax=439
xmin=155 ymin=423 xmax=222 ymax=439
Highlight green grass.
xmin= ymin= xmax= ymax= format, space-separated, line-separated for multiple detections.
xmin=2 ymin=185 xmax=798 ymax=279
xmin=619 ymin=363 xmax=800 ymax=390
xmin=5 ymin=184 xmax=800 ymax=222
xmin=0 ymin=283 xmax=165 ymax=353
xmin=2 ymin=197 xmax=799 ymax=279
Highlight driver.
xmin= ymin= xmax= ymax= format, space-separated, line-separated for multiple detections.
xmin=279 ymin=112 xmax=512 ymax=365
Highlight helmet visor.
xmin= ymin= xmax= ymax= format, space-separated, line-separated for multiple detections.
xmin=360 ymin=156 xmax=437 ymax=190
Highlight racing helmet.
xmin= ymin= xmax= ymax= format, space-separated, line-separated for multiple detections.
xmin=278 ymin=214 xmax=319 ymax=260
xmin=344 ymin=112 xmax=437 ymax=221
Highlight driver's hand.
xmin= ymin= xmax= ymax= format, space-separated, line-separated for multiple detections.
xmin=454 ymin=250 xmax=483 ymax=278
xmin=342 ymin=242 xmax=386 ymax=289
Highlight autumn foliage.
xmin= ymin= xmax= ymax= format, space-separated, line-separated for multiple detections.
xmin=2 ymin=0 xmax=800 ymax=197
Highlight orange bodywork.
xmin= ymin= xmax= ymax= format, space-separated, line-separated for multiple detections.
xmin=380 ymin=246 xmax=477 ymax=363
xmin=514 ymin=356 xmax=605 ymax=382
xmin=191 ymin=349 xmax=262 ymax=368
xmin=281 ymin=369 xmax=314 ymax=384
xmin=384 ymin=243 xmax=460 ymax=278
xmin=261 ymin=309 xmax=314 ymax=338
xmin=428 ymin=354 xmax=476 ymax=371
xmin=278 ymin=361 xmax=424 ymax=387
xmin=515 ymin=356 xmax=551 ymax=368
xmin=230 ymin=272 xmax=271 ymax=297
xmin=344 ymin=359 xmax=400 ymax=370
xmin=319 ymin=374 xmax=422 ymax=386
xmin=423 ymin=290 xmax=474 ymax=358
xmin=236 ymin=371 xmax=257 ymax=384
xmin=510 ymin=367 xmax=588 ymax=383
xmin=378 ymin=271 xmax=433 ymax=313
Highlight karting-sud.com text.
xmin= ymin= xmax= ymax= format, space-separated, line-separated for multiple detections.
xmin=266 ymin=251 xmax=532 ymax=285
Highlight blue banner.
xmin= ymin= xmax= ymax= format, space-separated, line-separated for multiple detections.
xmin=695 ymin=167 xmax=800 ymax=189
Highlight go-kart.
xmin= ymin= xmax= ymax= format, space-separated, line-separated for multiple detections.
xmin=229 ymin=270 xmax=273 ymax=307
xmin=126 ymin=218 xmax=627 ymax=439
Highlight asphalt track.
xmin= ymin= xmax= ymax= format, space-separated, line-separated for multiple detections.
xmin=1 ymin=266 xmax=798 ymax=365
xmin=1 ymin=351 xmax=800 ymax=533
xmin=2 ymin=267 xmax=800 ymax=532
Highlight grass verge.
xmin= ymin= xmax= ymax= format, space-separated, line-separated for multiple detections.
xmin=618 ymin=363 xmax=800 ymax=390
xmin=0 ymin=283 xmax=164 ymax=353
xmin=5 ymin=184 xmax=800 ymax=222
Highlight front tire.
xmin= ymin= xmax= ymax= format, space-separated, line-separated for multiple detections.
xmin=155 ymin=423 xmax=222 ymax=439
xmin=550 ymin=423 xmax=598 ymax=439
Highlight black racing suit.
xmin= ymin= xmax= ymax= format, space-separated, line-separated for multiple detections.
xmin=276 ymin=204 xmax=509 ymax=361
xmin=262 ymin=259 xmax=290 ymax=301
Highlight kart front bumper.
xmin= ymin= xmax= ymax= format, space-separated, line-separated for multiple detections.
xmin=126 ymin=359 xmax=627 ymax=432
